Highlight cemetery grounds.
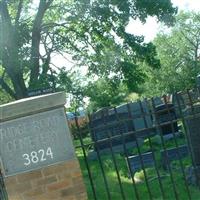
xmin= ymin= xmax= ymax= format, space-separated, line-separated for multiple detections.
xmin=74 ymin=128 xmax=200 ymax=200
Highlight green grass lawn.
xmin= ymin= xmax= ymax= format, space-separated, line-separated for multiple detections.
xmin=74 ymin=134 xmax=200 ymax=200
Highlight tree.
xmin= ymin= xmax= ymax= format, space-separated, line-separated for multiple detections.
xmin=142 ymin=11 xmax=200 ymax=97
xmin=0 ymin=0 xmax=177 ymax=100
xmin=57 ymin=67 xmax=87 ymax=112
xmin=0 ymin=66 xmax=13 ymax=104
xmin=85 ymin=78 xmax=128 ymax=111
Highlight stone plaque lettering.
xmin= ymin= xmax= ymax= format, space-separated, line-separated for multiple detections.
xmin=0 ymin=108 xmax=75 ymax=176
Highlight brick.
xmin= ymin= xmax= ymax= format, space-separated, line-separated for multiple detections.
xmin=32 ymin=175 xmax=57 ymax=187
xmin=61 ymin=187 xmax=74 ymax=197
xmin=47 ymin=179 xmax=72 ymax=191
xmin=61 ymin=183 xmax=86 ymax=198
xmin=5 ymin=159 xmax=87 ymax=199
xmin=32 ymin=191 xmax=61 ymax=200
xmin=75 ymin=192 xmax=88 ymax=200
xmin=16 ymin=170 xmax=43 ymax=182
xmin=71 ymin=169 xmax=82 ymax=178
xmin=57 ymin=171 xmax=71 ymax=180
xmin=5 ymin=176 xmax=17 ymax=186
xmin=9 ymin=181 xmax=32 ymax=194
xmin=65 ymin=160 xmax=80 ymax=171
xmin=61 ymin=195 xmax=76 ymax=200
xmin=23 ymin=187 xmax=45 ymax=198
xmin=7 ymin=195 xmax=22 ymax=200
xmin=72 ymin=176 xmax=84 ymax=186
xmin=42 ymin=160 xmax=80 ymax=177
xmin=73 ymin=183 xmax=86 ymax=195
xmin=42 ymin=162 xmax=67 ymax=177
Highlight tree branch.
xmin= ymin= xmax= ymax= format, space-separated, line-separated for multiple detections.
xmin=29 ymin=0 xmax=53 ymax=87
xmin=46 ymin=0 xmax=54 ymax=8
xmin=181 ymin=30 xmax=197 ymax=47
xmin=41 ymin=22 xmax=69 ymax=29
xmin=0 ymin=0 xmax=12 ymax=26
xmin=15 ymin=0 xmax=23 ymax=25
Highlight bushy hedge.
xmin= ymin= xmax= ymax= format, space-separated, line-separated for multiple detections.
xmin=69 ymin=120 xmax=89 ymax=140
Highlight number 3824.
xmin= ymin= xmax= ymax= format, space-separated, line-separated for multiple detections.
xmin=22 ymin=147 xmax=53 ymax=166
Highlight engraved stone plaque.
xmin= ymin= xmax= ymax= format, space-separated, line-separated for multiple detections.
xmin=0 ymin=108 xmax=75 ymax=176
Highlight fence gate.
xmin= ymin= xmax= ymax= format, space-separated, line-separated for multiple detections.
xmin=0 ymin=170 xmax=8 ymax=200
xmin=72 ymin=88 xmax=200 ymax=200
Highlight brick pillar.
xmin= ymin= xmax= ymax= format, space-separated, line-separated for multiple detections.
xmin=185 ymin=105 xmax=200 ymax=185
xmin=5 ymin=159 xmax=86 ymax=200
xmin=0 ymin=92 xmax=87 ymax=200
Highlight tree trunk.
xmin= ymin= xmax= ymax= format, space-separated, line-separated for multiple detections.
xmin=29 ymin=0 xmax=51 ymax=88
xmin=0 ymin=1 xmax=27 ymax=99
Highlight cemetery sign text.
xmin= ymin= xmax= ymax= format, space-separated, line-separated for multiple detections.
xmin=0 ymin=108 xmax=74 ymax=176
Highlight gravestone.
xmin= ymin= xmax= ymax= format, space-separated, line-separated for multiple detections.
xmin=126 ymin=152 xmax=154 ymax=175
xmin=114 ymin=101 xmax=155 ymax=138
xmin=152 ymin=96 xmax=164 ymax=107
xmin=0 ymin=92 xmax=87 ymax=200
xmin=160 ymin=145 xmax=189 ymax=170
xmin=173 ymin=90 xmax=199 ymax=113
xmin=154 ymin=103 xmax=179 ymax=137
xmin=90 ymin=111 xmax=136 ymax=151
xmin=89 ymin=101 xmax=155 ymax=153
xmin=184 ymin=105 xmax=200 ymax=186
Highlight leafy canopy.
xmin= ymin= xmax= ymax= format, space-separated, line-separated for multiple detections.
xmin=0 ymin=0 xmax=177 ymax=104
xmin=142 ymin=11 xmax=200 ymax=97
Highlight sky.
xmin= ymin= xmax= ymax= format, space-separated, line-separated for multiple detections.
xmin=126 ymin=0 xmax=200 ymax=42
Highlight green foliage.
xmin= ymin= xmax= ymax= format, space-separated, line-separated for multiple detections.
xmin=85 ymin=78 xmax=128 ymax=111
xmin=70 ymin=121 xmax=89 ymax=140
xmin=142 ymin=11 xmax=200 ymax=97
xmin=0 ymin=88 xmax=13 ymax=104
xmin=57 ymin=67 xmax=88 ymax=111
xmin=0 ymin=0 xmax=177 ymax=103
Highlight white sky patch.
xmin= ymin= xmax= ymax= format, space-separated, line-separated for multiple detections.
xmin=172 ymin=0 xmax=200 ymax=12
xmin=50 ymin=53 xmax=76 ymax=70
xmin=126 ymin=17 xmax=160 ymax=43
xmin=126 ymin=0 xmax=200 ymax=43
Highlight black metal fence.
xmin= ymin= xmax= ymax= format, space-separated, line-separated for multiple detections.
xmin=73 ymin=88 xmax=200 ymax=200
xmin=1 ymin=88 xmax=200 ymax=200
xmin=0 ymin=170 xmax=8 ymax=200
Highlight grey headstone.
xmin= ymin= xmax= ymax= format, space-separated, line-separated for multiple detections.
xmin=127 ymin=152 xmax=154 ymax=174
xmin=115 ymin=101 xmax=154 ymax=137
xmin=88 ymin=139 xmax=144 ymax=160
xmin=161 ymin=145 xmax=189 ymax=170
